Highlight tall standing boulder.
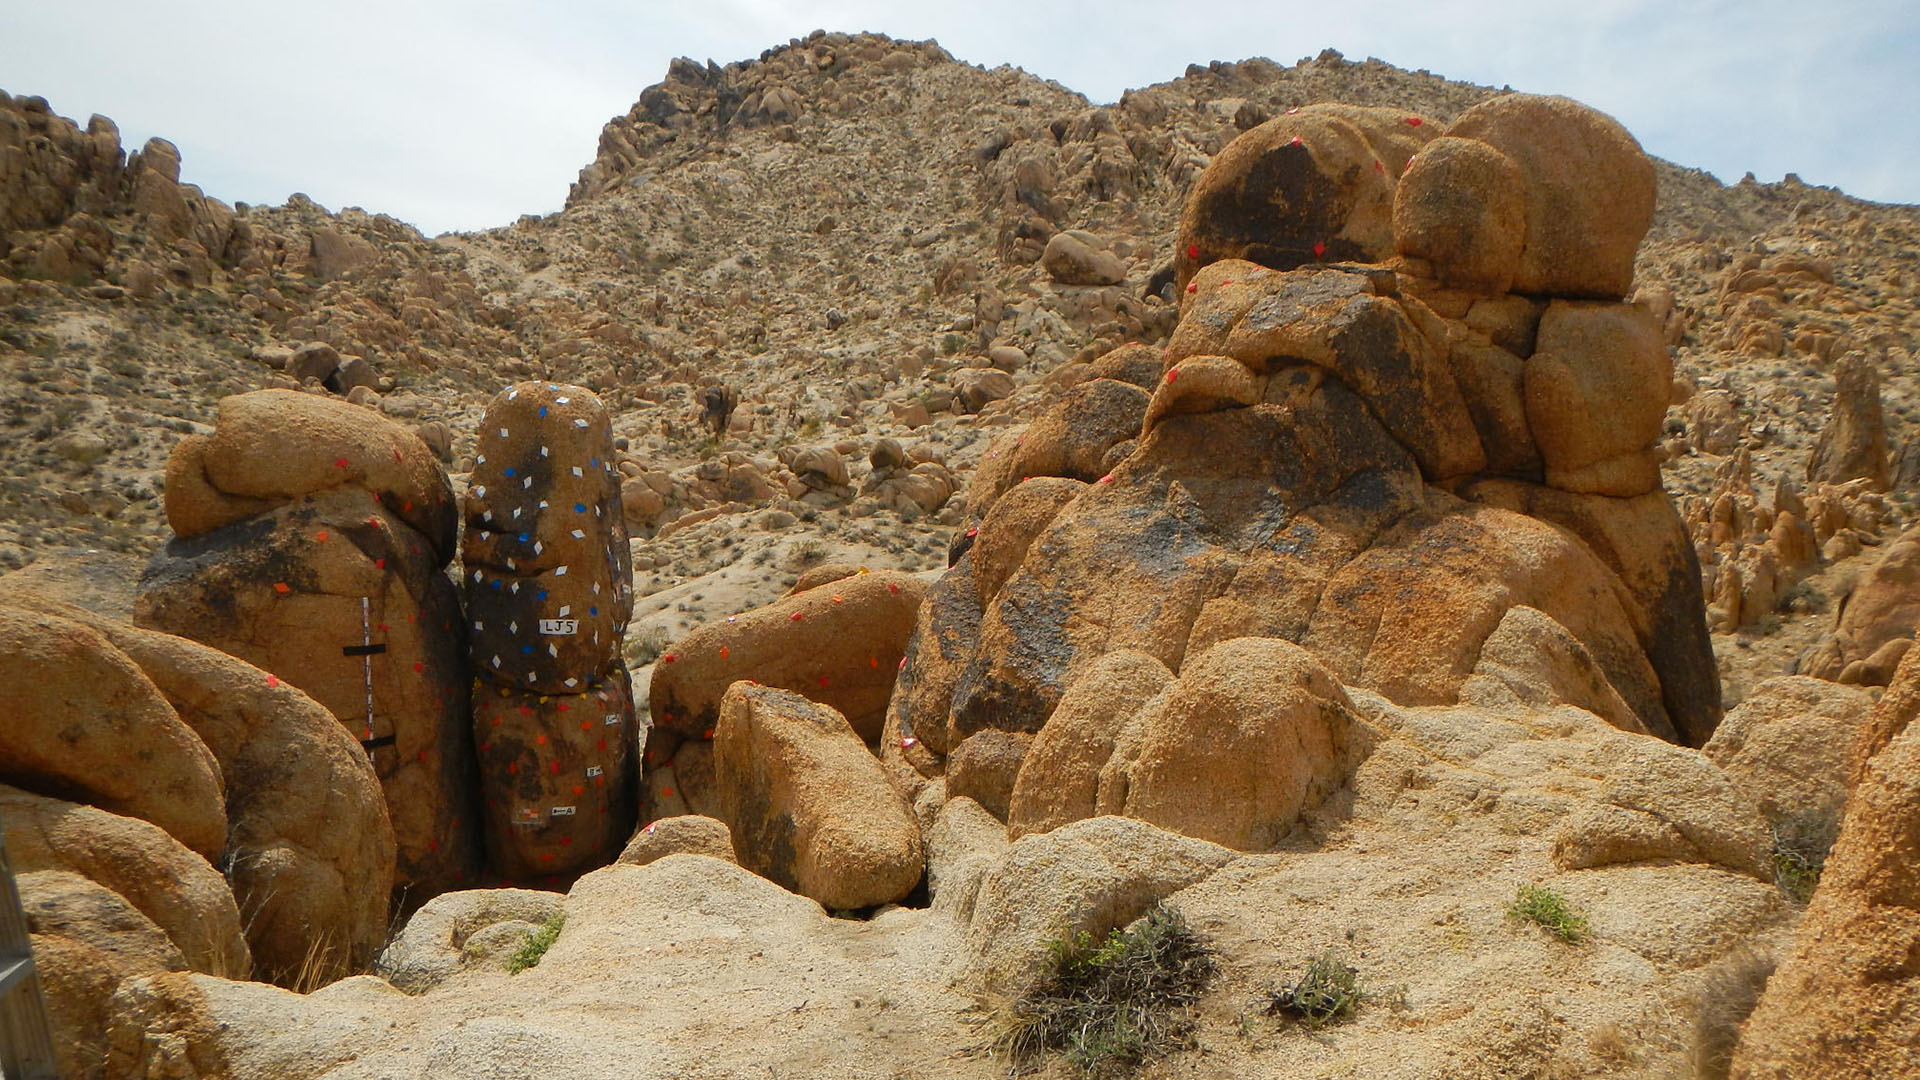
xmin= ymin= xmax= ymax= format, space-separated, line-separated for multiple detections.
xmin=462 ymin=382 xmax=636 ymax=880
xmin=1806 ymin=351 xmax=1890 ymax=491
xmin=137 ymin=390 xmax=480 ymax=903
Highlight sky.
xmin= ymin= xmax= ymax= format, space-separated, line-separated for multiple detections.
xmin=2 ymin=1 xmax=1915 ymax=236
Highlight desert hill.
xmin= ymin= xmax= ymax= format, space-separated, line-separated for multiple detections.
xmin=3 ymin=29 xmax=1920 ymax=1080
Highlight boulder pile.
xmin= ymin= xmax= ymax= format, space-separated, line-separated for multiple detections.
xmin=890 ymin=94 xmax=1721 ymax=854
xmin=134 ymin=389 xmax=481 ymax=900
xmin=462 ymin=382 xmax=637 ymax=880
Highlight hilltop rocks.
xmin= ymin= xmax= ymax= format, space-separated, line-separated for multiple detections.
xmin=649 ymin=568 xmax=924 ymax=745
xmin=1806 ymin=351 xmax=1890 ymax=490
xmin=462 ymin=382 xmax=636 ymax=880
xmin=138 ymin=390 xmax=481 ymax=901
xmin=1731 ymin=650 xmax=1920 ymax=1078
xmin=1803 ymin=521 xmax=1920 ymax=684
xmin=712 ymin=683 xmax=922 ymax=909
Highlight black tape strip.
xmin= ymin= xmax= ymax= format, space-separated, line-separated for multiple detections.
xmin=360 ymin=734 xmax=397 ymax=751
xmin=342 ymin=643 xmax=388 ymax=657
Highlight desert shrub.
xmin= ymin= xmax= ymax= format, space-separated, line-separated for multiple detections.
xmin=1265 ymin=951 xmax=1368 ymax=1027
xmin=1769 ymin=807 xmax=1840 ymax=904
xmin=506 ymin=913 xmax=566 ymax=974
xmin=1507 ymin=884 xmax=1591 ymax=944
xmin=993 ymin=905 xmax=1214 ymax=1078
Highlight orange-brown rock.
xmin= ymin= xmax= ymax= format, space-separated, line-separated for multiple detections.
xmin=136 ymin=486 xmax=481 ymax=901
xmin=1806 ymin=350 xmax=1890 ymax=490
xmin=472 ymin=674 xmax=637 ymax=881
xmin=1176 ymin=104 xmax=1437 ymax=291
xmin=1803 ymin=522 xmax=1920 ymax=685
xmin=1522 ymin=300 xmax=1670 ymax=496
xmin=1006 ymin=650 xmax=1173 ymax=839
xmin=712 ymin=683 xmax=923 ymax=909
xmin=1392 ymin=135 xmax=1527 ymax=294
xmin=162 ymin=389 xmax=456 ymax=558
xmin=1442 ymin=93 xmax=1655 ymax=299
xmin=0 ymin=605 xmax=226 ymax=859
xmin=650 ymin=569 xmax=924 ymax=744
xmin=1730 ymin=649 xmax=1920 ymax=1079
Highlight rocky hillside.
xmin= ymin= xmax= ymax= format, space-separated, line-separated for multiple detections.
xmin=4 ymin=30 xmax=1920 ymax=1080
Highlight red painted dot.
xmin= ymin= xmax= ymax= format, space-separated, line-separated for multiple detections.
xmin=273 ymin=582 xmax=291 ymax=594
xmin=1185 ymin=243 xmax=1199 ymax=260
xmin=265 ymin=674 xmax=280 ymax=688
xmin=1405 ymin=116 xmax=1422 ymax=126
xmin=1098 ymin=475 xmax=1114 ymax=485
xmin=392 ymin=449 xmax=402 ymax=462
xmin=375 ymin=558 xmax=386 ymax=570
xmin=719 ymin=646 xmax=730 ymax=660
xmin=831 ymin=595 xmax=844 ymax=604
xmin=1373 ymin=160 xmax=1384 ymax=173
xmin=662 ymin=787 xmax=676 ymax=798
xmin=378 ymin=623 xmax=389 ymax=632
xmin=818 ymin=676 xmax=830 ymax=688
xmin=492 ymin=716 xmax=502 ymax=726
xmin=417 ymin=750 xmax=428 ymax=764
xmin=1167 ymin=369 xmax=1179 ymax=383
xmin=414 ymin=662 xmax=424 ymax=673
xmin=1186 ymin=283 xmax=1197 ymax=294
xmin=791 ymin=612 xmax=805 ymax=622
xmin=560 ymin=837 xmax=573 ymax=846
xmin=335 ymin=457 xmax=349 ymax=469
xmin=550 ymin=761 xmax=561 ymax=774
xmin=1313 ymin=242 xmax=1327 ymax=258
xmin=869 ymin=656 xmax=879 ymax=669
xmin=536 ymin=734 xmax=548 ymax=745
xmin=316 ymin=530 xmax=329 ymax=541
xmin=965 ymin=526 xmax=978 ymax=538
xmin=1288 ymin=136 xmax=1303 ymax=148
xmin=482 ymin=743 xmax=492 ymax=752
xmin=557 ymin=703 xmax=570 ymax=712
xmin=539 ymin=853 xmax=554 ymax=863
xmin=899 ymin=657 xmax=908 ymax=671
xmin=887 ymin=583 xmax=900 ymax=595
xmin=508 ymin=763 xmax=519 ymax=774
xmin=428 ymin=839 xmax=439 ymax=851
xmin=661 ymin=653 xmax=677 ymax=663
xmin=580 ymin=720 xmax=592 ymax=731
xmin=573 ymin=785 xmax=585 ymax=796
xmin=599 ymin=739 xmax=608 ymax=751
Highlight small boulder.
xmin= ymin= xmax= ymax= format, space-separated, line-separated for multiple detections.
xmin=1041 ymin=232 xmax=1126 ymax=286
xmin=618 ymin=815 xmax=737 ymax=867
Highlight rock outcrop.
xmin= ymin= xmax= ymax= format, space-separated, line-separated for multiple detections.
xmin=1731 ymin=648 xmax=1920 ymax=1078
xmin=137 ymin=389 xmax=480 ymax=902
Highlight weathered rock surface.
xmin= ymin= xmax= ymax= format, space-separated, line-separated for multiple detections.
xmin=712 ymin=683 xmax=923 ymax=909
xmin=1731 ymin=648 xmax=1920 ymax=1078
xmin=375 ymin=887 xmax=565 ymax=994
xmin=617 ymin=814 xmax=736 ymax=867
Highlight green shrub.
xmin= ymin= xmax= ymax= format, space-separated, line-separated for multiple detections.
xmin=507 ymin=913 xmax=566 ymax=974
xmin=1769 ymin=808 xmax=1839 ymax=904
xmin=1265 ymin=951 xmax=1366 ymax=1027
xmin=1507 ymin=884 xmax=1591 ymax=944
xmin=994 ymin=905 xmax=1214 ymax=1078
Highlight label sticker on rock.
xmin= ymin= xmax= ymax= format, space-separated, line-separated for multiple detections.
xmin=604 ymin=713 xmax=620 ymax=726
xmin=585 ymin=765 xmax=603 ymax=778
xmin=514 ymin=808 xmax=542 ymax=826
xmin=550 ymin=806 xmax=576 ymax=818
xmin=538 ymin=619 xmax=578 ymax=636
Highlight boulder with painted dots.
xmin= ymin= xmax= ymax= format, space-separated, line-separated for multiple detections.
xmin=472 ymin=672 xmax=638 ymax=880
xmin=1174 ymin=104 xmax=1437 ymax=293
xmin=137 ymin=484 xmax=482 ymax=903
xmin=462 ymin=382 xmax=632 ymax=697
xmin=647 ymin=568 xmax=925 ymax=748
xmin=162 ymin=388 xmax=457 ymax=558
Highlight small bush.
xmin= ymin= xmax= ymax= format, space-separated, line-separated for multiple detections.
xmin=993 ymin=906 xmax=1214 ymax=1078
xmin=507 ymin=913 xmax=565 ymax=974
xmin=1507 ymin=884 xmax=1591 ymax=944
xmin=1769 ymin=808 xmax=1840 ymax=904
xmin=1266 ymin=951 xmax=1365 ymax=1027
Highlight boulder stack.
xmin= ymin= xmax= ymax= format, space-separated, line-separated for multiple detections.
xmin=136 ymin=389 xmax=479 ymax=902
xmin=897 ymin=92 xmax=1720 ymax=857
xmin=461 ymin=382 xmax=636 ymax=880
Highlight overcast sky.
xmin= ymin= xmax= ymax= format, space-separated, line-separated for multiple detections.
xmin=3 ymin=1 xmax=1914 ymax=236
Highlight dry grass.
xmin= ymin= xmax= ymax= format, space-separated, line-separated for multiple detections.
xmin=1686 ymin=947 xmax=1777 ymax=1080
xmin=990 ymin=905 xmax=1214 ymax=1078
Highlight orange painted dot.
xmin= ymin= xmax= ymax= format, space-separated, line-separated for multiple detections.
xmin=869 ymin=656 xmax=879 ymax=669
xmin=831 ymin=595 xmax=843 ymax=604
xmin=492 ymin=716 xmax=502 ymax=726
xmin=539 ymin=853 xmax=554 ymax=863
xmin=573 ymin=785 xmax=585 ymax=796
xmin=662 ymin=787 xmax=676 ymax=798
xmin=536 ymin=734 xmax=548 ymax=745
xmin=273 ymin=582 xmax=291 ymax=594
xmin=703 ymin=729 xmax=715 ymax=740
xmin=316 ymin=530 xmax=329 ymax=541
xmin=719 ymin=646 xmax=730 ymax=660
xmin=581 ymin=721 xmax=592 ymax=731
xmin=508 ymin=762 xmax=519 ymax=774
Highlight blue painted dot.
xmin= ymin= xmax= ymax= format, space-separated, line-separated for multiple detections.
xmin=492 ymin=580 xmax=503 ymax=590
xmin=589 ymin=606 xmax=598 ymax=617
xmin=573 ymin=503 xmax=587 ymax=513
xmin=590 ymin=458 xmax=600 ymax=468
xmin=504 ymin=468 xmax=516 ymax=477
xmin=537 ymin=590 xmax=548 ymax=601
xmin=539 ymin=406 xmax=549 ymax=418
xmin=521 ymin=645 xmax=533 ymax=654
xmin=519 ymin=533 xmax=530 ymax=542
